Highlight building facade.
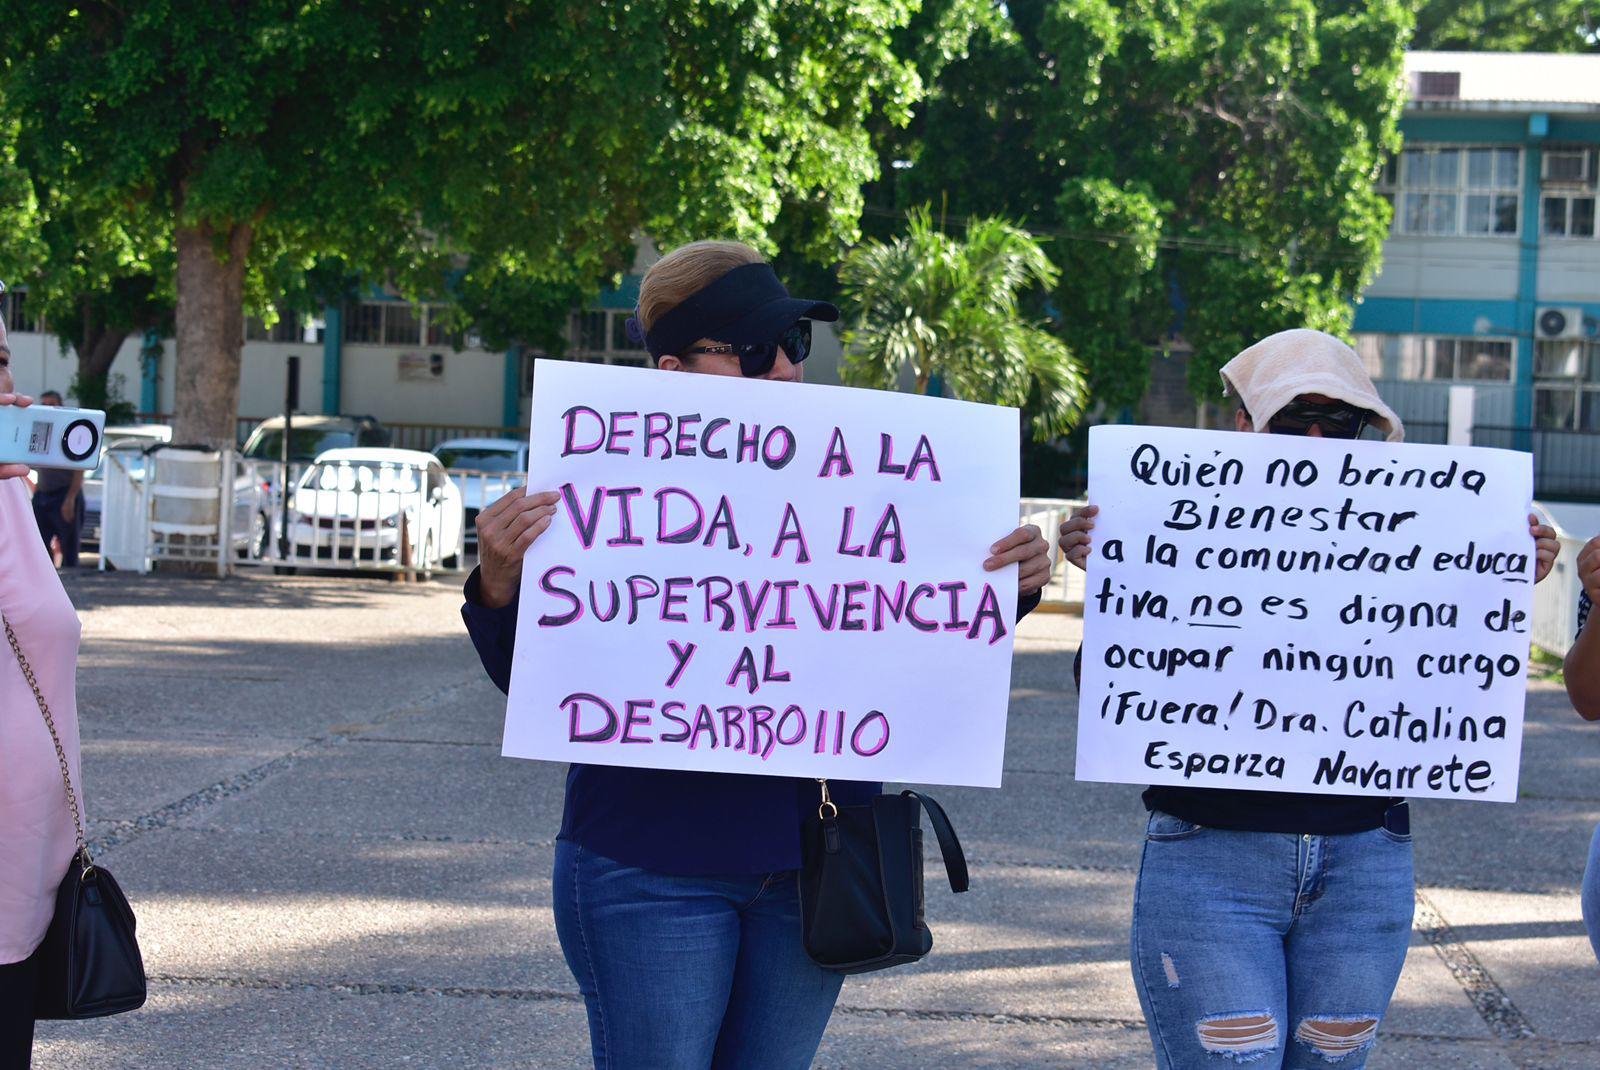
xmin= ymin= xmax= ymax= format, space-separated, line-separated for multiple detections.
xmin=3 ymin=236 xmax=844 ymax=442
xmin=1352 ymin=51 xmax=1600 ymax=496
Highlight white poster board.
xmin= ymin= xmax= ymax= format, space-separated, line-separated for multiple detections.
xmin=504 ymin=360 xmax=1021 ymax=788
xmin=1075 ymin=425 xmax=1534 ymax=802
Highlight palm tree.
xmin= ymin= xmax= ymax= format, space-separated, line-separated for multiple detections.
xmin=839 ymin=208 xmax=1089 ymax=439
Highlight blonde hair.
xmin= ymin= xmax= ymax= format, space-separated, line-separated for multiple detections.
xmin=638 ymin=240 xmax=764 ymax=331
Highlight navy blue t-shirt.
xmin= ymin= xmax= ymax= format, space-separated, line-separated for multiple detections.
xmin=463 ymin=567 xmax=1040 ymax=875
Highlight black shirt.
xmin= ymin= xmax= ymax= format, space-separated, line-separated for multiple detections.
xmin=1073 ymin=648 xmax=1394 ymax=834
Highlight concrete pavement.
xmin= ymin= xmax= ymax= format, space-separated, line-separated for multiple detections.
xmin=29 ymin=571 xmax=1600 ymax=1069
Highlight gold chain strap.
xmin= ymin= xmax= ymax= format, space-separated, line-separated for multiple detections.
xmin=3 ymin=613 xmax=92 ymax=874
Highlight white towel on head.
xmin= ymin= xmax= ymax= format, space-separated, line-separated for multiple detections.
xmin=1219 ymin=329 xmax=1404 ymax=442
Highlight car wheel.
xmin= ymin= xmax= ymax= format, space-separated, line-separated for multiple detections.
xmin=253 ymin=511 xmax=271 ymax=558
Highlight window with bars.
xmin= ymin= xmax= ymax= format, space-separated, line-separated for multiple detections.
xmin=246 ymin=312 xmax=306 ymax=343
xmin=1 ymin=290 xmax=41 ymax=333
xmin=382 ymin=304 xmax=423 ymax=346
xmin=345 ymin=303 xmax=385 ymax=344
xmin=1353 ymin=333 xmax=1514 ymax=383
xmin=1378 ymin=147 xmax=1521 ymax=236
xmin=344 ymin=302 xmax=457 ymax=347
xmin=1534 ymin=339 xmax=1600 ymax=431
xmin=568 ymin=309 xmax=649 ymax=367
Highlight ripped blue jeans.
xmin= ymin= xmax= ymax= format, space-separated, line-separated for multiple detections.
xmin=1130 ymin=810 xmax=1414 ymax=1069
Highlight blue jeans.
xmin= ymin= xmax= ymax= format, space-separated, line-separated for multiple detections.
xmin=552 ymin=840 xmax=843 ymax=1070
xmin=1130 ymin=811 xmax=1415 ymax=1069
xmin=1583 ymin=824 xmax=1600 ymax=963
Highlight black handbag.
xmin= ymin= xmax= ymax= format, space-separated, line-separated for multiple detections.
xmin=798 ymin=780 xmax=969 ymax=974
xmin=4 ymin=614 xmax=146 ymax=1020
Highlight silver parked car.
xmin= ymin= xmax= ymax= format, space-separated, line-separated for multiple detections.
xmin=431 ymin=437 xmax=528 ymax=548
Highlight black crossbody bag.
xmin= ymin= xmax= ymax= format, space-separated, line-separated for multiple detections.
xmin=797 ymin=779 xmax=969 ymax=974
xmin=5 ymin=614 xmax=146 ymax=1020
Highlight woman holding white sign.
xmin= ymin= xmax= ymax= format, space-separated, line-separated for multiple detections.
xmin=463 ymin=240 xmax=1052 ymax=1070
xmin=1059 ymin=329 xmax=1560 ymax=1070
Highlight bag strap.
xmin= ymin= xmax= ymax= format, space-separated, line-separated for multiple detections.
xmin=4 ymin=613 xmax=92 ymax=875
xmin=901 ymin=790 xmax=969 ymax=893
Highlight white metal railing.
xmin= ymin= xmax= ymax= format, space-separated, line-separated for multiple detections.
xmin=1532 ymin=532 xmax=1589 ymax=659
xmin=1020 ymin=496 xmax=1087 ymax=609
xmin=101 ymin=452 xmax=471 ymax=577
xmin=230 ymin=457 xmax=467 ymax=576
xmin=444 ymin=467 xmax=526 ymax=548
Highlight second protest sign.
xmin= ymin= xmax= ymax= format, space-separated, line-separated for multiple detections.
xmin=504 ymin=360 xmax=1021 ymax=788
xmin=1075 ymin=424 xmax=1534 ymax=803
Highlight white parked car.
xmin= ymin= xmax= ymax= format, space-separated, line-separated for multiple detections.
xmin=287 ymin=448 xmax=464 ymax=570
xmin=431 ymin=437 xmax=528 ymax=547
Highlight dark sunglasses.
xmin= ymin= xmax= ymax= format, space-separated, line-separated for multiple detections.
xmin=1267 ymin=399 xmax=1370 ymax=439
xmin=681 ymin=321 xmax=811 ymax=377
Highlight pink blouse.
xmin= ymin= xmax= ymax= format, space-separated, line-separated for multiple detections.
xmin=0 ymin=477 xmax=82 ymax=964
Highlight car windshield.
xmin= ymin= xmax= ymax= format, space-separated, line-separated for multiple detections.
xmin=305 ymin=463 xmax=421 ymax=494
xmin=434 ymin=446 xmax=522 ymax=471
xmin=247 ymin=428 xmax=358 ymax=461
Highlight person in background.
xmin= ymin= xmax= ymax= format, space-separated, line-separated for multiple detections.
xmin=463 ymin=240 xmax=1053 ymax=1070
xmin=1564 ymin=535 xmax=1599 ymax=960
xmin=31 ymin=390 xmax=84 ymax=569
xmin=1058 ymin=329 xmax=1560 ymax=1070
xmin=1 ymin=337 xmax=86 ymax=1068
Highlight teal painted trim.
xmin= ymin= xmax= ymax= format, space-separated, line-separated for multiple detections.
xmin=1353 ymin=297 xmax=1519 ymax=335
xmin=1400 ymin=115 xmax=1528 ymax=144
xmin=1550 ymin=117 xmax=1600 ymax=141
xmin=139 ymin=329 xmax=161 ymax=413
xmin=321 ymin=306 xmax=343 ymax=414
xmin=1515 ymin=140 xmax=1543 ymax=431
xmin=595 ymin=274 xmax=643 ymax=311
xmin=503 ymin=347 xmax=522 ymax=428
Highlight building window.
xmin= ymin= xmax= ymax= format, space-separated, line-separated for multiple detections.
xmin=568 ymin=309 xmax=648 ymax=368
xmin=345 ymin=303 xmax=384 ymax=344
xmin=382 ymin=304 xmax=423 ymax=346
xmin=1381 ymin=146 xmax=1521 ymax=237
xmin=1534 ymin=339 xmax=1600 ymax=430
xmin=344 ymin=301 xmax=459 ymax=347
xmin=1544 ymin=195 xmax=1597 ymax=237
xmin=246 ymin=311 xmax=308 ymax=343
xmin=425 ymin=306 xmax=454 ymax=346
xmin=0 ymin=289 xmax=41 ymax=334
xmin=1541 ymin=146 xmax=1598 ymax=239
xmin=1354 ymin=333 xmax=1514 ymax=383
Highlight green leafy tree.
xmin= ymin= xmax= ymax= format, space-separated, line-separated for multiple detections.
xmin=0 ymin=117 xmax=171 ymax=413
xmin=888 ymin=0 xmax=1413 ymax=411
xmin=1 ymin=1 xmax=929 ymax=447
xmin=839 ymin=208 xmax=1089 ymax=439
xmin=1413 ymin=0 xmax=1597 ymax=52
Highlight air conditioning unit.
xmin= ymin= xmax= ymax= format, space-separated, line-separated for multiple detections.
xmin=1536 ymin=306 xmax=1588 ymax=340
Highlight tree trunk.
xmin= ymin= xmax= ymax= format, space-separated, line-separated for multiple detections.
xmin=173 ymin=220 xmax=252 ymax=448
xmin=74 ymin=307 xmax=130 ymax=411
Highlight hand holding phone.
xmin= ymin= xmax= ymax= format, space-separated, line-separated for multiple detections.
xmin=0 ymin=404 xmax=106 ymax=470
xmin=0 ymin=392 xmax=33 ymax=479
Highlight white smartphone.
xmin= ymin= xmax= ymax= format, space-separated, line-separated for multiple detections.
xmin=0 ymin=405 xmax=106 ymax=470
